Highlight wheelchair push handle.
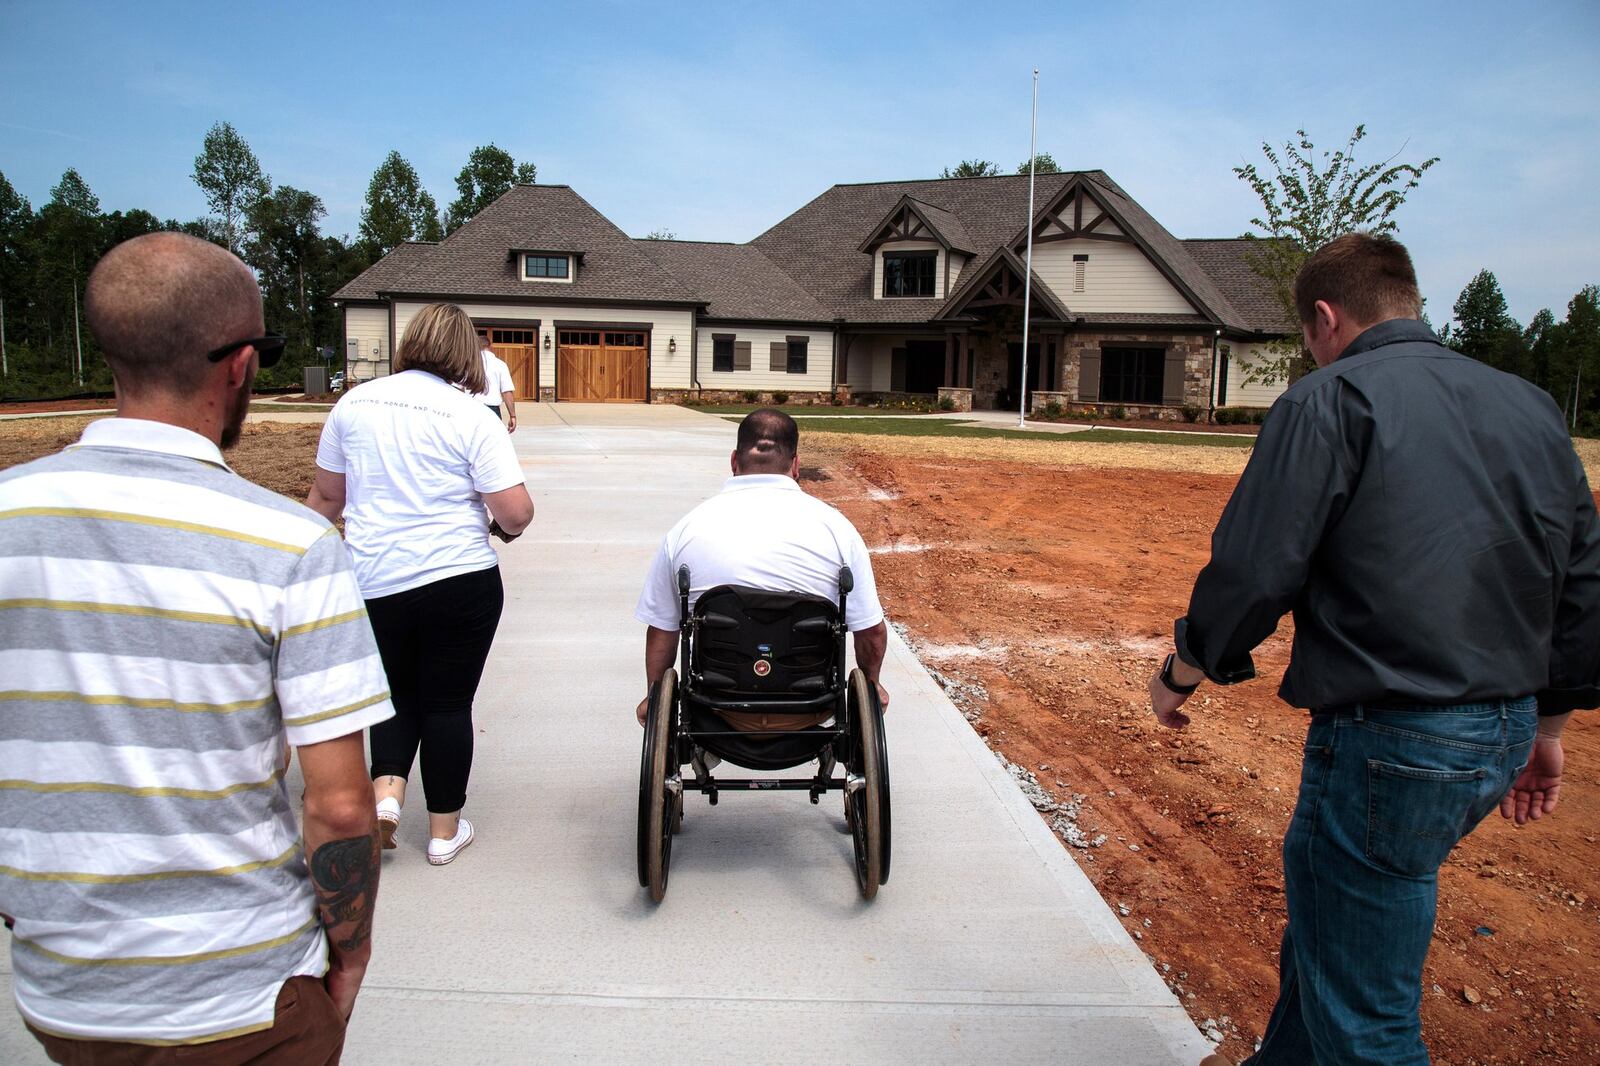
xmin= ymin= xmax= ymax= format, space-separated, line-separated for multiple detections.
xmin=838 ymin=565 xmax=854 ymax=594
xmin=677 ymin=565 xmax=692 ymax=596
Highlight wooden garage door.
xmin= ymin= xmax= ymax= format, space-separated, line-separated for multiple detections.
xmin=485 ymin=329 xmax=538 ymax=400
xmin=556 ymin=330 xmax=648 ymax=402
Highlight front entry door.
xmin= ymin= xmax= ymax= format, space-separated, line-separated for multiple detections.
xmin=556 ymin=330 xmax=649 ymax=402
xmin=1004 ymin=342 xmax=1041 ymax=411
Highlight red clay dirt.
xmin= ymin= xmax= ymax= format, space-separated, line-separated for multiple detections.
xmin=803 ymin=442 xmax=1600 ymax=1066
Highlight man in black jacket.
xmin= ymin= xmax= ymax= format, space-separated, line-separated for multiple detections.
xmin=1149 ymin=233 xmax=1600 ymax=1065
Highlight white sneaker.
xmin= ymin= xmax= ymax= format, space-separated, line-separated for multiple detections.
xmin=427 ymin=817 xmax=475 ymax=865
xmin=375 ymin=797 xmax=400 ymax=850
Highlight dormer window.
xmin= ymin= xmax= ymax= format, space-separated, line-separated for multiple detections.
xmin=523 ymin=254 xmax=570 ymax=279
xmin=883 ymin=251 xmax=936 ymax=298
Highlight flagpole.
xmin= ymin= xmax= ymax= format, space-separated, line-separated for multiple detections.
xmin=1019 ymin=68 xmax=1039 ymax=429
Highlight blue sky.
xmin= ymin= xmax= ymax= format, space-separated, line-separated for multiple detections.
xmin=2 ymin=0 xmax=1596 ymax=325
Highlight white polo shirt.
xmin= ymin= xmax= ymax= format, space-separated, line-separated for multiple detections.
xmin=635 ymin=474 xmax=884 ymax=632
xmin=316 ymin=369 xmax=525 ymax=598
xmin=466 ymin=349 xmax=515 ymax=405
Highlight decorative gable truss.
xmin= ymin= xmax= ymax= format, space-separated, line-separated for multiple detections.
xmin=856 ymin=196 xmax=975 ymax=255
xmin=934 ymin=249 xmax=1073 ymax=322
xmin=1023 ymin=183 xmax=1133 ymax=245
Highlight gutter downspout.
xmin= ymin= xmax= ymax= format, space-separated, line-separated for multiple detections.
xmin=1207 ymin=327 xmax=1221 ymax=422
xmin=690 ymin=305 xmax=699 ymax=396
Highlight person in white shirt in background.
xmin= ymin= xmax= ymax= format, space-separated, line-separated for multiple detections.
xmin=470 ymin=332 xmax=518 ymax=432
xmin=635 ymin=408 xmax=890 ymax=733
xmin=309 ymin=304 xmax=534 ymax=866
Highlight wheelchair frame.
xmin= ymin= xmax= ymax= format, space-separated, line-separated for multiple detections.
xmin=637 ymin=563 xmax=891 ymax=903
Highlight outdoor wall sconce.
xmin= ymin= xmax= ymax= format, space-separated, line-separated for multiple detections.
xmin=668 ymin=337 xmax=677 ymax=353
xmin=543 ymin=333 xmax=552 ymax=350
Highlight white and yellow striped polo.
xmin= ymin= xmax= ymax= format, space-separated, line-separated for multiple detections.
xmin=0 ymin=418 xmax=394 ymax=1044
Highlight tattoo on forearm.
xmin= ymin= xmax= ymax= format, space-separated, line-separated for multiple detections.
xmin=310 ymin=834 xmax=379 ymax=952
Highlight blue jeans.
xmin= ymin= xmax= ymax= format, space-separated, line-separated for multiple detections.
xmin=1244 ymin=700 xmax=1536 ymax=1065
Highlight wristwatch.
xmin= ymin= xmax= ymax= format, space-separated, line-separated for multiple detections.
xmin=1159 ymin=653 xmax=1200 ymax=695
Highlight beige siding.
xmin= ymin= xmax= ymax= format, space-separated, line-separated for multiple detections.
xmin=847 ymin=334 xmax=946 ymax=392
xmin=1031 ymin=240 xmax=1196 ymax=315
xmin=393 ymin=301 xmax=694 ymax=391
xmin=696 ymin=326 xmax=834 ymax=392
xmin=948 ymin=252 xmax=966 ymax=289
xmin=1220 ymin=342 xmax=1290 ymax=408
xmin=872 ymin=240 xmax=944 ymax=300
xmin=343 ymin=305 xmax=390 ymax=382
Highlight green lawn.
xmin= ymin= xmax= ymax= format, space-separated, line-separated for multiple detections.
xmin=722 ymin=415 xmax=1257 ymax=448
xmin=249 ymin=403 xmax=334 ymax=413
xmin=686 ymin=404 xmax=934 ymax=416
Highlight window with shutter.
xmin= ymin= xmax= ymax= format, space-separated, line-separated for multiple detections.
xmin=786 ymin=336 xmax=808 ymax=374
xmin=1098 ymin=347 xmax=1164 ymax=404
xmin=769 ymin=341 xmax=787 ymax=372
xmin=733 ymin=340 xmax=752 ymax=371
xmin=712 ymin=334 xmax=734 ymax=373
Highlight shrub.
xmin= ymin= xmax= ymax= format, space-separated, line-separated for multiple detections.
xmin=1042 ymin=399 xmax=1064 ymax=418
xmin=937 ymin=395 xmax=957 ymax=412
xmin=1214 ymin=407 xmax=1236 ymax=425
xmin=1108 ymin=405 xmax=1127 ymax=421
xmin=771 ymin=391 xmax=789 ymax=405
xmin=1250 ymin=408 xmax=1268 ymax=425
xmin=741 ymin=390 xmax=760 ymax=404
xmin=830 ymin=394 xmax=844 ymax=406
xmin=1181 ymin=404 xmax=1203 ymax=423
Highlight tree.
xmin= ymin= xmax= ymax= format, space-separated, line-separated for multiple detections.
xmin=245 ymin=186 xmax=331 ymax=385
xmin=940 ymin=159 xmax=1002 ymax=179
xmin=641 ymin=228 xmax=676 ymax=240
xmin=1524 ymin=308 xmax=1557 ymax=392
xmin=1551 ymin=285 xmax=1600 ymax=428
xmin=359 ymin=151 xmax=441 ymax=256
xmin=1233 ymin=125 xmax=1439 ymax=384
xmin=0 ymin=172 xmax=33 ymax=375
xmin=445 ymin=144 xmax=537 ymax=232
xmin=1450 ymin=269 xmax=1526 ymax=377
xmin=1017 ymin=152 xmax=1061 ymax=175
xmin=192 ymin=121 xmax=270 ymax=254
xmin=35 ymin=169 xmax=103 ymax=384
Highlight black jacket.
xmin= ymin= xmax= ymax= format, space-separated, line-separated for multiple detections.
xmin=1176 ymin=319 xmax=1600 ymax=715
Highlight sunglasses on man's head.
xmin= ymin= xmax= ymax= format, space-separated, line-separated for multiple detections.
xmin=207 ymin=334 xmax=287 ymax=368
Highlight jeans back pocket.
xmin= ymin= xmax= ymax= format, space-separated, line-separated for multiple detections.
xmin=1365 ymin=759 xmax=1492 ymax=878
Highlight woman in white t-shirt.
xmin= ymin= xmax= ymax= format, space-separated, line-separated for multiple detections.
xmin=308 ymin=303 xmax=534 ymax=865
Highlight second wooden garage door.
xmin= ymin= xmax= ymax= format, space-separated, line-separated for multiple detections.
xmin=556 ymin=330 xmax=649 ymax=402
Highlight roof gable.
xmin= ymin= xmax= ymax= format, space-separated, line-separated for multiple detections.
xmin=935 ymin=248 xmax=1073 ymax=323
xmin=1007 ymin=174 xmax=1248 ymax=329
xmin=857 ymin=195 xmax=976 ymax=255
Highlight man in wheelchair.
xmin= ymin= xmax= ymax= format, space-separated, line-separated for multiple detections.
xmin=633 ymin=408 xmax=889 ymax=731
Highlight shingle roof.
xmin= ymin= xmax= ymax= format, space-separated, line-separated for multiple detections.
xmin=1181 ymin=238 xmax=1296 ymax=334
xmin=336 ymin=174 xmax=1294 ymax=338
xmin=334 ymin=185 xmax=699 ymax=305
xmin=632 ymin=240 xmax=831 ymax=321
xmin=751 ymin=172 xmax=1079 ymax=324
xmin=935 ymin=248 xmax=1074 ymax=323
xmin=334 ymin=242 xmax=437 ymax=301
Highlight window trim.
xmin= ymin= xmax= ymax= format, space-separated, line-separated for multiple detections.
xmin=882 ymin=250 xmax=938 ymax=298
xmin=522 ymin=253 xmax=572 ymax=281
xmin=1098 ymin=346 xmax=1166 ymax=406
xmin=712 ymin=332 xmax=735 ymax=373
xmin=785 ymin=335 xmax=809 ymax=375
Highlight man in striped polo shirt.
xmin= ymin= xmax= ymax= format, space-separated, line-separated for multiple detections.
xmin=0 ymin=232 xmax=394 ymax=1063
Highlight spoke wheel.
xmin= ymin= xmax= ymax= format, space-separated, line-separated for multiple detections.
xmin=847 ymin=669 xmax=888 ymax=899
xmin=637 ymin=669 xmax=679 ymax=901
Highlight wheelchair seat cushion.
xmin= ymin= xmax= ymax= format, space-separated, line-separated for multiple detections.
xmin=690 ymin=585 xmax=840 ymax=698
xmin=686 ymin=702 xmax=837 ymax=771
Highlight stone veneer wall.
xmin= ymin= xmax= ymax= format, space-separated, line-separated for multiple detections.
xmin=1060 ymin=331 xmax=1214 ymax=408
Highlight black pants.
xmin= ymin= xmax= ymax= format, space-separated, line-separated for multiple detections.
xmin=365 ymin=566 xmax=504 ymax=813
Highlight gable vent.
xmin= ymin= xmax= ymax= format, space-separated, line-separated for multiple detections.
xmin=1073 ymin=253 xmax=1088 ymax=293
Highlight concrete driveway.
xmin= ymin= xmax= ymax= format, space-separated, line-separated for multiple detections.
xmin=1 ymin=402 xmax=1208 ymax=1065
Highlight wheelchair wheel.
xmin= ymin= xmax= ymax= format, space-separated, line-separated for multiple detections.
xmin=847 ymin=668 xmax=890 ymax=899
xmin=637 ymin=669 xmax=679 ymax=902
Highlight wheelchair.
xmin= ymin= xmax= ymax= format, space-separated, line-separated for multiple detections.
xmin=637 ymin=564 xmax=890 ymax=903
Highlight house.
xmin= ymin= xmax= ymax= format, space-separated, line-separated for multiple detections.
xmin=334 ymin=171 xmax=1293 ymax=415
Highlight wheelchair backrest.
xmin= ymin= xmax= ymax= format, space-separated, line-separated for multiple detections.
xmin=690 ymin=585 xmax=841 ymax=698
